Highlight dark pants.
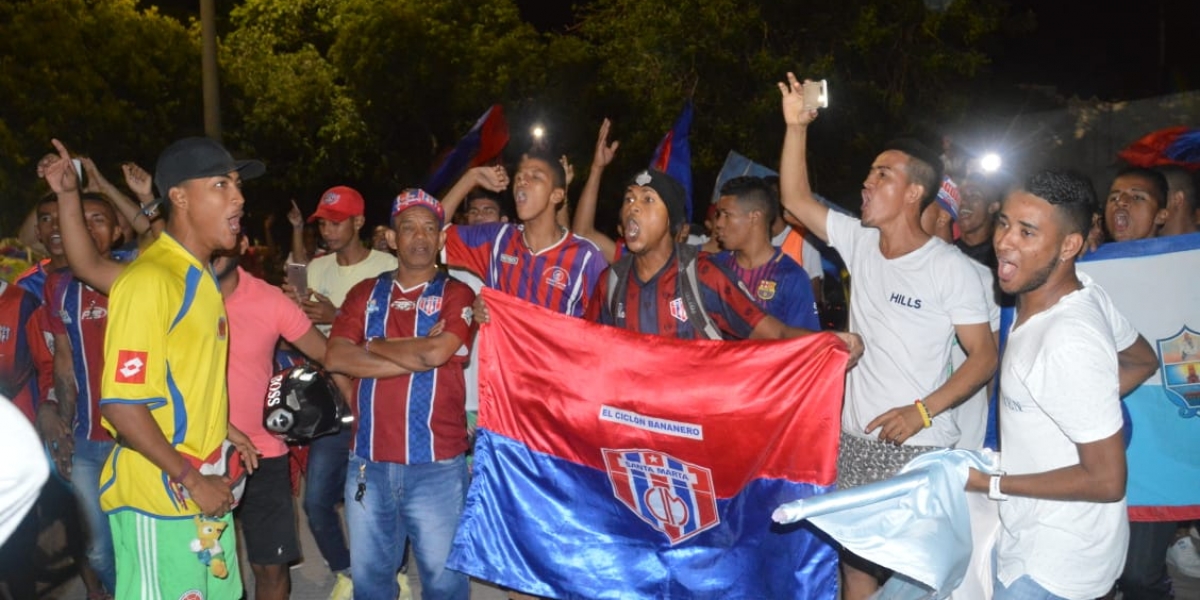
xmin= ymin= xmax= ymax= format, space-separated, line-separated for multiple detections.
xmin=1119 ymin=520 xmax=1177 ymax=600
xmin=303 ymin=428 xmax=352 ymax=573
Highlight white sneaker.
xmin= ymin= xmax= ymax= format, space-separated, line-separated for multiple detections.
xmin=1166 ymin=536 xmax=1200 ymax=579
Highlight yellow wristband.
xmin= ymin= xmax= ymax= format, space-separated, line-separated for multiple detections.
xmin=914 ymin=399 xmax=933 ymax=429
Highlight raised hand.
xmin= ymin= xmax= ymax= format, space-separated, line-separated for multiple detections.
xmin=42 ymin=139 xmax=80 ymax=194
xmin=473 ymin=165 xmax=509 ymax=193
xmin=286 ymin=199 xmax=304 ymax=229
xmin=777 ymin=72 xmax=819 ymax=127
xmin=80 ymin=157 xmax=110 ymax=193
xmin=591 ymin=118 xmax=620 ymax=169
xmin=560 ymin=155 xmax=575 ymax=187
xmin=121 ymin=162 xmax=154 ymax=198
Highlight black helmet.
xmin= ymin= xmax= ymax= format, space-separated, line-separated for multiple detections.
xmin=263 ymin=364 xmax=353 ymax=444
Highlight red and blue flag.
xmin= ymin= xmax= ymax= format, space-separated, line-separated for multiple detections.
xmin=425 ymin=104 xmax=510 ymax=195
xmin=651 ymin=101 xmax=694 ymax=220
xmin=447 ymin=288 xmax=844 ymax=598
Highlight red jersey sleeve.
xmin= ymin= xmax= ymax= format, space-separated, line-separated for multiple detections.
xmin=329 ymin=278 xmax=373 ymax=344
xmin=439 ymin=280 xmax=478 ymax=364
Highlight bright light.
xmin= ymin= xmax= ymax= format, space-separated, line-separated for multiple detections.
xmin=979 ymin=153 xmax=1002 ymax=173
xmin=532 ymin=125 xmax=545 ymax=140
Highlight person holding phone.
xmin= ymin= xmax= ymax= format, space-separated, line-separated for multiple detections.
xmin=285 ymin=185 xmax=394 ymax=599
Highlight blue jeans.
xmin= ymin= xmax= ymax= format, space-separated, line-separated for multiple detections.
xmin=344 ymin=453 xmax=468 ymax=600
xmin=993 ymin=550 xmax=1069 ymax=600
xmin=303 ymin=428 xmax=352 ymax=573
xmin=72 ymin=438 xmax=116 ymax=593
xmin=1119 ymin=520 xmax=1176 ymax=600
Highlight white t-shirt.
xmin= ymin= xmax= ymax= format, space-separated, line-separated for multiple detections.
xmin=306 ymin=249 xmax=397 ymax=333
xmin=825 ymin=210 xmax=991 ymax=447
xmin=947 ymin=259 xmax=1001 ymax=451
xmin=996 ymin=274 xmax=1128 ymax=598
xmin=0 ymin=398 xmax=49 ymax=545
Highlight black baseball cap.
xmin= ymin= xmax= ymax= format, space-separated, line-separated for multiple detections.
xmin=154 ymin=137 xmax=266 ymax=198
xmin=627 ymin=169 xmax=687 ymax=231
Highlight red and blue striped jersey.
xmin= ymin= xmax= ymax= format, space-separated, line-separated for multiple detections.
xmin=48 ymin=275 xmax=113 ymax=441
xmin=445 ymin=223 xmax=606 ymax=318
xmin=0 ymin=280 xmax=40 ymax=420
xmin=711 ymin=249 xmax=820 ymax=331
xmin=331 ymin=273 xmax=477 ymax=465
xmin=586 ymin=252 xmax=767 ymax=340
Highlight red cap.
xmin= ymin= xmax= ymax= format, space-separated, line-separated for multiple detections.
xmin=308 ymin=186 xmax=365 ymax=223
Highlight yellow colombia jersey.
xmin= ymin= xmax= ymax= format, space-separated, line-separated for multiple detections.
xmin=99 ymin=233 xmax=229 ymax=518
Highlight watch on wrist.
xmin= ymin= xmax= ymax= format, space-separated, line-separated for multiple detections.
xmin=988 ymin=473 xmax=1008 ymax=501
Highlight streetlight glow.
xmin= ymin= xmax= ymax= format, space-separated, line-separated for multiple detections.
xmin=979 ymin=152 xmax=1002 ymax=173
xmin=532 ymin=125 xmax=545 ymax=140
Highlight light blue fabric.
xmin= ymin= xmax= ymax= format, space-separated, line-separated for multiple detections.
xmin=774 ymin=449 xmax=1000 ymax=599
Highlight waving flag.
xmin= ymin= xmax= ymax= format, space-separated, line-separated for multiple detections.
xmin=1118 ymin=126 xmax=1200 ymax=170
xmin=651 ymin=101 xmax=694 ymax=220
xmin=1077 ymin=232 xmax=1200 ymax=521
xmin=424 ymin=104 xmax=510 ymax=195
xmin=448 ymin=289 xmax=845 ymax=599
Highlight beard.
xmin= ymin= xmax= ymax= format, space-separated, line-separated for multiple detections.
xmin=1009 ymin=253 xmax=1059 ymax=296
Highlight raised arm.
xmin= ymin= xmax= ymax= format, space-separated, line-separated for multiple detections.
xmin=573 ymin=119 xmax=620 ymax=263
xmin=81 ymin=158 xmax=151 ymax=236
xmin=778 ymin=72 xmax=830 ymax=242
xmin=439 ymin=165 xmax=509 ymax=223
xmin=286 ymin=200 xmax=309 ymax=264
xmin=42 ymin=140 xmax=124 ymax=293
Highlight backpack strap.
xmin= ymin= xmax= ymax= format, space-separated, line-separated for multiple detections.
xmin=675 ymin=244 xmax=723 ymax=340
xmin=606 ymin=254 xmax=635 ymax=328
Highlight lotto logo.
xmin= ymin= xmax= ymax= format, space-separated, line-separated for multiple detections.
xmin=115 ymin=349 xmax=148 ymax=384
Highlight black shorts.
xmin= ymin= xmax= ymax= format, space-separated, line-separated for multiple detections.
xmin=235 ymin=454 xmax=300 ymax=565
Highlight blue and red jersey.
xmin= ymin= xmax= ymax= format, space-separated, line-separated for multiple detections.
xmin=0 ymin=280 xmax=41 ymax=420
xmin=48 ymin=275 xmax=113 ymax=442
xmin=711 ymin=249 xmax=819 ymax=331
xmin=444 ymin=223 xmax=606 ymax=318
xmin=331 ymin=272 xmax=477 ymax=465
xmin=586 ymin=251 xmax=767 ymax=340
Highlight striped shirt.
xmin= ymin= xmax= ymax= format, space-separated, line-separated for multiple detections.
xmin=711 ymin=249 xmax=820 ymax=331
xmin=445 ymin=223 xmax=605 ymax=317
xmin=48 ymin=275 xmax=113 ymax=441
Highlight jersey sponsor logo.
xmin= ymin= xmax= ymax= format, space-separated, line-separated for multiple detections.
xmin=544 ymin=266 xmax=569 ymax=291
xmin=417 ymin=296 xmax=442 ymax=316
xmin=80 ymin=304 xmax=107 ymax=320
xmin=500 ymin=253 xmax=519 ymax=265
xmin=217 ymin=316 xmax=227 ymax=340
xmin=603 ymin=448 xmax=719 ymax=544
xmin=0 ymin=325 xmax=8 ymax=343
xmin=669 ymin=298 xmax=688 ymax=323
xmin=889 ymin=292 xmax=922 ymax=309
xmin=1157 ymin=326 xmax=1200 ymax=417
xmin=756 ymin=280 xmax=777 ymax=301
xmin=391 ymin=299 xmax=416 ymax=311
xmin=115 ymin=349 xmax=148 ymax=384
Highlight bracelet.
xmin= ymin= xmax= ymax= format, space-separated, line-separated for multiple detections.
xmin=914 ymin=399 xmax=933 ymax=429
xmin=988 ymin=474 xmax=1009 ymax=501
xmin=171 ymin=460 xmax=193 ymax=485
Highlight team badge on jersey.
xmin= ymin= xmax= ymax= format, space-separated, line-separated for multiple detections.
xmin=217 ymin=316 xmax=228 ymax=341
xmin=756 ymin=280 xmax=777 ymax=301
xmin=603 ymin=449 xmax=719 ymax=544
xmin=417 ymin=296 xmax=442 ymax=317
xmin=114 ymin=349 xmax=149 ymax=384
xmin=1157 ymin=326 xmax=1200 ymax=418
xmin=544 ymin=266 xmax=569 ymax=291
xmin=669 ymin=298 xmax=688 ymax=323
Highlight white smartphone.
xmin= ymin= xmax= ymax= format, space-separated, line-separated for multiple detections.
xmin=803 ymin=80 xmax=829 ymax=109
xmin=71 ymin=158 xmax=84 ymax=180
xmin=285 ymin=263 xmax=308 ymax=300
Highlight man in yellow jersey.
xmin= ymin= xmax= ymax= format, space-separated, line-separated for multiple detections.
xmin=43 ymin=136 xmax=264 ymax=599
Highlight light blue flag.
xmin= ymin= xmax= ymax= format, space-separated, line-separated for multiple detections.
xmin=774 ymin=449 xmax=1001 ymax=599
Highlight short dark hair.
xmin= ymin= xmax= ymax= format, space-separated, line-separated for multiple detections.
xmin=719 ymin=176 xmax=778 ymax=226
xmin=1113 ymin=166 xmax=1168 ymax=210
xmin=1155 ymin=165 xmax=1198 ymax=212
xmin=882 ymin=138 xmax=944 ymax=209
xmin=80 ymin=192 xmax=118 ymax=223
xmin=1022 ymin=169 xmax=1096 ymax=236
xmin=37 ymin=191 xmax=58 ymax=208
xmin=521 ymin=151 xmax=566 ymax=190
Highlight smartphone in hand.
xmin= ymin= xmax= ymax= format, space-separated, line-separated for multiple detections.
xmin=803 ymin=80 xmax=829 ymax=109
xmin=285 ymin=263 xmax=308 ymax=300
